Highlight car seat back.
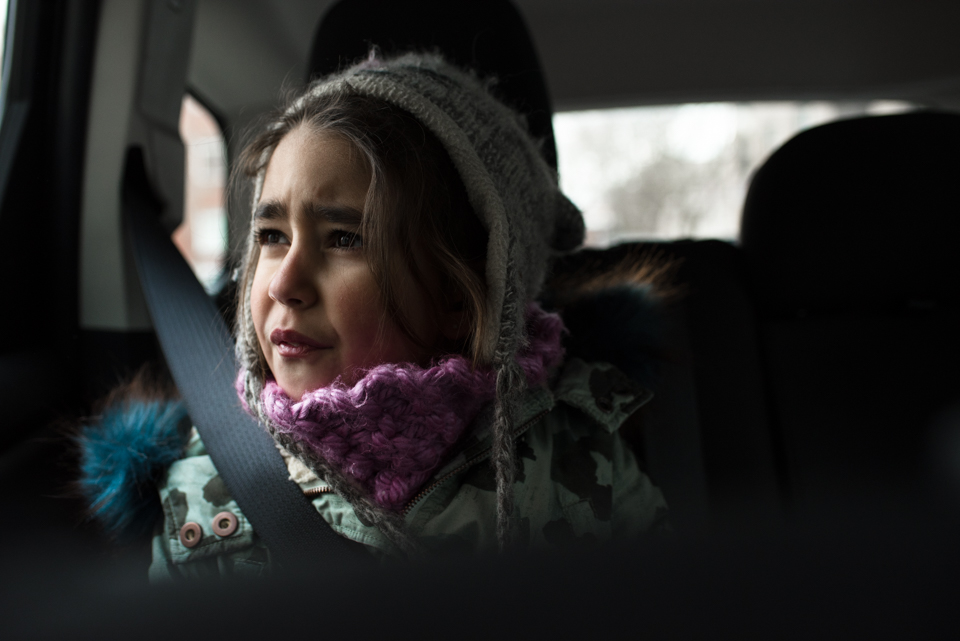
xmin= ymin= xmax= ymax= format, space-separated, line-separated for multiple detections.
xmin=549 ymin=241 xmax=784 ymax=531
xmin=658 ymin=240 xmax=783 ymax=526
xmin=308 ymin=0 xmax=557 ymax=169
xmin=740 ymin=112 xmax=960 ymax=509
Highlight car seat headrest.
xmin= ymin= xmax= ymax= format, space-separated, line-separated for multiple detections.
xmin=740 ymin=112 xmax=960 ymax=318
xmin=308 ymin=0 xmax=557 ymax=170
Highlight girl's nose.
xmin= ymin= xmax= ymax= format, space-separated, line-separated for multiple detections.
xmin=268 ymin=247 xmax=318 ymax=309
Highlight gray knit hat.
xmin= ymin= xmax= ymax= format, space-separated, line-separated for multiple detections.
xmin=236 ymin=52 xmax=584 ymax=550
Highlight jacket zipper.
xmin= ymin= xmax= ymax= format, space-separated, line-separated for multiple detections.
xmin=400 ymin=408 xmax=550 ymax=516
xmin=303 ymin=486 xmax=333 ymax=496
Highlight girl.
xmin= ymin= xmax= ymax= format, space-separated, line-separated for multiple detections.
xmin=79 ymin=52 xmax=668 ymax=578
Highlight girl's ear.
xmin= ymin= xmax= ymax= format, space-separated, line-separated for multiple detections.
xmin=436 ymin=287 xmax=472 ymax=343
xmin=439 ymin=296 xmax=471 ymax=343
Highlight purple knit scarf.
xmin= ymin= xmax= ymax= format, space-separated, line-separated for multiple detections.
xmin=239 ymin=303 xmax=564 ymax=512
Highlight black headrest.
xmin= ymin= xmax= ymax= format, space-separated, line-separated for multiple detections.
xmin=308 ymin=0 xmax=557 ymax=170
xmin=740 ymin=112 xmax=960 ymax=317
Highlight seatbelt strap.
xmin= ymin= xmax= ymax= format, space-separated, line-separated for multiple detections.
xmin=122 ymin=148 xmax=366 ymax=566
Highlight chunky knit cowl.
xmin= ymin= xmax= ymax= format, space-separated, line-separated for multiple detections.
xmin=238 ymin=303 xmax=564 ymax=513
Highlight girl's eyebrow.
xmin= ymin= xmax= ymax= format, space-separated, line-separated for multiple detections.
xmin=254 ymin=201 xmax=285 ymax=220
xmin=253 ymin=201 xmax=362 ymax=226
xmin=308 ymin=203 xmax=363 ymax=226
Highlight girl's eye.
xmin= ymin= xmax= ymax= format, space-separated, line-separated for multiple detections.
xmin=333 ymin=230 xmax=363 ymax=249
xmin=255 ymin=228 xmax=288 ymax=246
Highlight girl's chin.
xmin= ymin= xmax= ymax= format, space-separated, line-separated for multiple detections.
xmin=275 ymin=372 xmax=337 ymax=400
xmin=272 ymin=360 xmax=372 ymax=397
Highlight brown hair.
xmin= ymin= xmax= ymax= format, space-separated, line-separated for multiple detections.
xmin=234 ymin=89 xmax=488 ymax=373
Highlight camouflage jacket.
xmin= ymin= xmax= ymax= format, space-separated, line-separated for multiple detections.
xmin=148 ymin=358 xmax=668 ymax=581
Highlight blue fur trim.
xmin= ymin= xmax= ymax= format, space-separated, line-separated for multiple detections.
xmin=560 ymin=284 xmax=663 ymax=388
xmin=77 ymin=400 xmax=188 ymax=542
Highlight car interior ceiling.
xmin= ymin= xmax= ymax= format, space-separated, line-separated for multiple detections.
xmin=2 ymin=0 xmax=960 ymax=597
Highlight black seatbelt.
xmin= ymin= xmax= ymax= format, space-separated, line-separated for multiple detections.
xmin=122 ymin=148 xmax=365 ymax=566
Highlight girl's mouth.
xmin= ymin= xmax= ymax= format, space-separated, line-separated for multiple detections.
xmin=270 ymin=328 xmax=329 ymax=358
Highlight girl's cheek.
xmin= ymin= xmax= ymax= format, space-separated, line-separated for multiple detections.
xmin=340 ymin=273 xmax=430 ymax=366
xmin=331 ymin=271 xmax=382 ymax=335
xmin=250 ymin=265 xmax=274 ymax=358
xmin=327 ymin=270 xmax=389 ymax=355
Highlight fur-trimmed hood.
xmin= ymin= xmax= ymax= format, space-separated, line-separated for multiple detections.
xmin=77 ymin=399 xmax=189 ymax=542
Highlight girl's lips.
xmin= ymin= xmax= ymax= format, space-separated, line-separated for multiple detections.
xmin=270 ymin=328 xmax=330 ymax=358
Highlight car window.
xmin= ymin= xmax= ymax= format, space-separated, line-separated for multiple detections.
xmin=0 ymin=0 xmax=11 ymax=117
xmin=554 ymin=100 xmax=914 ymax=246
xmin=173 ymin=93 xmax=228 ymax=294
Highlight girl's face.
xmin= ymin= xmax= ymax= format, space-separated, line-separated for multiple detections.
xmin=251 ymin=126 xmax=438 ymax=399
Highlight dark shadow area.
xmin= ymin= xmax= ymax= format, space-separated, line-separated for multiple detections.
xmin=4 ymin=497 xmax=960 ymax=639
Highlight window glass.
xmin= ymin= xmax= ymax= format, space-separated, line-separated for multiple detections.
xmin=0 ymin=0 xmax=10 ymax=111
xmin=554 ymin=100 xmax=913 ymax=246
xmin=0 ymin=0 xmax=7 ymax=53
xmin=173 ymin=94 xmax=227 ymax=293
